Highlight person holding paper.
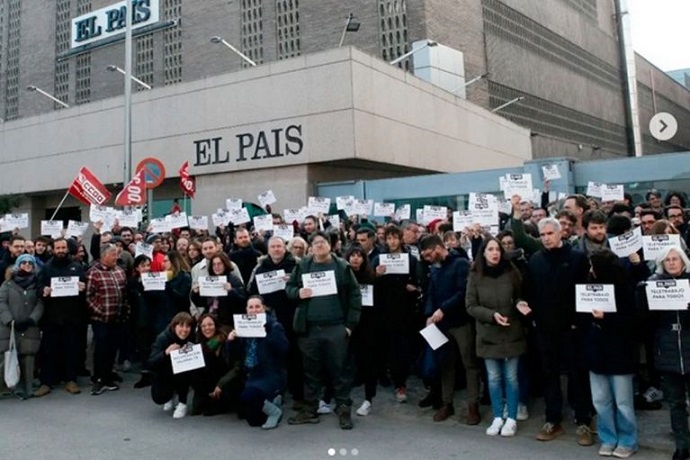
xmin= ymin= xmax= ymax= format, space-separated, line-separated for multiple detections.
xmin=584 ymin=250 xmax=639 ymax=458
xmin=189 ymin=237 xmax=242 ymax=318
xmin=227 ymin=296 xmax=289 ymax=429
xmin=0 ymin=254 xmax=43 ymax=398
xmin=148 ymin=312 xmax=196 ymax=419
xmin=466 ymin=238 xmax=527 ymax=437
xmin=574 ymin=210 xmax=610 ymax=256
xmin=187 ymin=240 xmax=203 ymax=267
xmin=146 ymin=234 xmax=166 ymax=272
xmin=191 ymin=253 xmax=246 ymax=333
xmin=162 ymin=250 xmax=193 ymax=318
xmin=34 ymin=238 xmax=87 ymax=397
xmin=420 ymin=234 xmax=479 ymax=425
xmin=637 ymin=246 xmax=690 ymax=460
xmin=0 ymin=235 xmax=26 ymax=281
xmin=286 ymin=231 xmax=362 ymax=430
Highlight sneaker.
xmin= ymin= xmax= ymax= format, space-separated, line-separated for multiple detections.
xmin=317 ymin=399 xmax=332 ymax=415
xmin=288 ymin=410 xmax=320 ymax=425
xmin=612 ymin=446 xmax=637 ymax=458
xmin=33 ymin=385 xmax=51 ymax=398
xmin=395 ymin=387 xmax=408 ymax=403
xmin=576 ymin=424 xmax=595 ymax=446
xmin=64 ymin=381 xmax=81 ymax=395
xmin=517 ymin=403 xmax=529 ymax=421
xmin=356 ymin=400 xmax=371 ymax=416
xmin=173 ymin=402 xmax=188 ymax=419
xmin=536 ymin=422 xmax=564 ymax=441
xmin=501 ymin=418 xmax=517 ymax=437
xmin=90 ymin=381 xmax=105 ymax=396
xmin=502 ymin=404 xmax=508 ymax=419
xmin=102 ymin=381 xmax=119 ymax=392
xmin=163 ymin=397 xmax=176 ymax=411
xmin=598 ymin=444 xmax=615 ymax=456
xmin=486 ymin=417 xmax=504 ymax=436
xmin=643 ymin=386 xmax=663 ymax=402
xmin=337 ymin=404 xmax=353 ymax=430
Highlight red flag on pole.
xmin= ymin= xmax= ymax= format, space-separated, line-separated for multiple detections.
xmin=115 ymin=169 xmax=147 ymax=206
xmin=68 ymin=167 xmax=112 ymax=206
xmin=178 ymin=161 xmax=196 ymax=198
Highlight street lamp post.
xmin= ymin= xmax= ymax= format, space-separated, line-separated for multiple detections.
xmin=338 ymin=13 xmax=361 ymax=47
xmin=26 ymin=85 xmax=70 ymax=108
xmin=491 ymin=96 xmax=525 ymax=113
xmin=389 ymin=40 xmax=438 ymax=66
xmin=210 ymin=36 xmax=257 ymax=66
xmin=107 ymin=65 xmax=152 ymax=90
xmin=124 ymin=0 xmax=133 ymax=189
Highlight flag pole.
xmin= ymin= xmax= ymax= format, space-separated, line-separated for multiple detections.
xmin=50 ymin=189 xmax=72 ymax=221
xmin=183 ymin=192 xmax=187 ymax=214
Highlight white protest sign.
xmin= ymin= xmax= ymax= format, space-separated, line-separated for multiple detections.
xmin=416 ymin=208 xmax=424 ymax=224
xmin=394 ymin=204 xmax=411 ymax=221
xmin=188 ymin=215 xmax=209 ymax=231
xmin=542 ymin=164 xmax=561 ymax=180
xmin=135 ymin=242 xmax=154 ymax=258
xmin=608 ymin=227 xmax=642 ymax=258
xmin=380 ymin=253 xmax=409 ymax=275
xmin=258 ymin=190 xmax=277 ymax=207
xmin=498 ymin=198 xmax=512 ymax=215
xmin=226 ymin=198 xmax=243 ymax=211
xmin=66 ymin=220 xmax=89 ymax=238
xmin=115 ymin=209 xmax=140 ymax=228
xmin=587 ymin=181 xmax=604 ymax=198
xmin=199 ymin=276 xmax=228 ymax=297
xmin=374 ymin=203 xmax=395 ymax=217
xmin=166 ymin=212 xmax=188 ymax=229
xmin=50 ymin=276 xmax=80 ymax=297
xmin=283 ymin=209 xmax=303 ymax=223
xmin=307 ymin=197 xmax=331 ymax=215
xmin=419 ymin=323 xmax=449 ymax=350
xmin=503 ymin=173 xmax=533 ymax=199
xmin=646 ymin=279 xmax=690 ymax=311
xmin=326 ymin=214 xmax=340 ymax=229
xmin=423 ymin=205 xmax=447 ymax=224
xmin=601 ymin=184 xmax=624 ymax=202
xmin=233 ymin=314 xmax=267 ymax=338
xmin=499 ymin=176 xmax=507 ymax=191
xmin=141 ymin=272 xmax=167 ymax=291
xmin=353 ymin=199 xmax=374 ymax=216
xmin=576 ymin=284 xmax=617 ymax=313
xmin=453 ymin=211 xmax=474 ymax=232
xmin=255 ymin=270 xmax=287 ymax=295
xmin=272 ymin=224 xmax=294 ymax=241
xmin=150 ymin=217 xmax=172 ymax=233
xmin=41 ymin=220 xmax=63 ymax=238
xmin=170 ymin=343 xmax=206 ymax=374
xmin=253 ymin=214 xmax=274 ymax=232
xmin=228 ymin=208 xmax=251 ymax=225
xmin=89 ymin=205 xmax=112 ymax=223
xmin=336 ymin=196 xmax=355 ymax=211
xmin=212 ymin=212 xmax=231 ymax=227
xmin=470 ymin=202 xmax=499 ymax=227
xmin=4 ymin=213 xmax=29 ymax=229
xmin=360 ymin=284 xmax=374 ymax=307
xmin=643 ymin=234 xmax=682 ymax=261
xmin=302 ymin=271 xmax=338 ymax=297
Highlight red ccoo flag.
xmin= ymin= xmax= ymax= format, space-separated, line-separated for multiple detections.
xmin=68 ymin=167 xmax=112 ymax=206
xmin=115 ymin=168 xmax=147 ymax=206
xmin=178 ymin=161 xmax=196 ymax=198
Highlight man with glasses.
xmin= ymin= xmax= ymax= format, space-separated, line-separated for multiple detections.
xmin=0 ymin=235 xmax=25 ymax=279
xmin=666 ymin=205 xmax=689 ymax=244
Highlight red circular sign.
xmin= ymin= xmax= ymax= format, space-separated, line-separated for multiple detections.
xmin=136 ymin=157 xmax=166 ymax=189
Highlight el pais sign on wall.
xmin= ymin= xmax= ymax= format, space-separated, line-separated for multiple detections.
xmin=71 ymin=0 xmax=160 ymax=49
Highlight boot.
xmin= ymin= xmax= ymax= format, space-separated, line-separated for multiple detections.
xmin=133 ymin=372 xmax=152 ymax=389
xmin=466 ymin=402 xmax=481 ymax=425
xmin=433 ymin=403 xmax=455 ymax=422
xmin=419 ymin=390 xmax=442 ymax=409
xmin=261 ymin=400 xmax=283 ymax=430
xmin=22 ymin=355 xmax=35 ymax=399
xmin=336 ymin=404 xmax=353 ymax=430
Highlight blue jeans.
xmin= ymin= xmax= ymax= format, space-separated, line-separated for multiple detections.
xmin=485 ymin=357 xmax=520 ymax=420
xmin=589 ymin=372 xmax=638 ymax=449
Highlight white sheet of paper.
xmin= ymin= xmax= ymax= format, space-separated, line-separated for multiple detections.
xmin=233 ymin=313 xmax=267 ymax=338
xmin=360 ymin=284 xmax=374 ymax=307
xmin=253 ymin=214 xmax=274 ymax=232
xmin=470 ymin=202 xmax=499 ymax=227
xmin=212 ymin=212 xmax=231 ymax=227
xmin=273 ymin=224 xmax=294 ymax=241
xmin=646 ymin=279 xmax=690 ymax=311
xmin=499 ymin=176 xmax=507 ymax=191
xmin=419 ymin=323 xmax=449 ymax=350
xmin=542 ymin=164 xmax=562 ymax=180
xmin=66 ymin=220 xmax=89 ymax=238
xmin=89 ymin=205 xmax=112 ymax=223
xmin=380 ymin=253 xmax=409 ymax=275
xmin=586 ymin=181 xmax=604 ymax=198
xmin=135 ymin=242 xmax=154 ymax=259
xmin=601 ymin=184 xmax=624 ymax=202
xmin=170 ymin=343 xmax=206 ymax=374
xmin=576 ymin=284 xmax=617 ymax=313
xmin=283 ymin=209 xmax=302 ymax=223
xmin=374 ymin=203 xmax=395 ymax=217
xmin=50 ymin=276 xmax=80 ymax=297
xmin=4 ymin=213 xmax=29 ymax=229
xmin=199 ymin=276 xmax=228 ymax=297
xmin=395 ymin=204 xmax=411 ymax=221
xmin=141 ymin=272 xmax=167 ymax=291
xmin=336 ymin=196 xmax=355 ymax=211
xmin=41 ymin=220 xmax=63 ymax=238
xmin=258 ymin=190 xmax=277 ymax=207
xmin=307 ymin=197 xmax=331 ymax=215
xmin=166 ymin=212 xmax=188 ymax=229
xmin=353 ymin=199 xmax=374 ymax=216
xmin=423 ymin=205 xmax=447 ymax=224
xmin=608 ymin=227 xmax=642 ymax=258
xmin=115 ymin=209 xmax=140 ymax=228
xmin=226 ymin=198 xmax=243 ymax=211
xmin=642 ymin=234 xmax=681 ymax=261
xmin=188 ymin=215 xmax=209 ymax=231
xmin=229 ymin=208 xmax=250 ymax=225
xmin=150 ymin=217 xmax=172 ymax=233
xmin=327 ymin=214 xmax=340 ymax=229
xmin=503 ymin=173 xmax=533 ymax=199
xmin=302 ymin=271 xmax=337 ymax=297
xmin=453 ymin=211 xmax=474 ymax=232
xmin=256 ymin=270 xmax=287 ymax=294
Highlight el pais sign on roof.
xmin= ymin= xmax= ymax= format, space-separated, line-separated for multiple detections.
xmin=71 ymin=0 xmax=160 ymax=49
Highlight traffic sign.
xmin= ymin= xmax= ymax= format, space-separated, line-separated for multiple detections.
xmin=649 ymin=112 xmax=678 ymax=142
xmin=136 ymin=157 xmax=166 ymax=189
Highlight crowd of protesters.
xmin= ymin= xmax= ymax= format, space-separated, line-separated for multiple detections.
xmin=1 ymin=186 xmax=690 ymax=459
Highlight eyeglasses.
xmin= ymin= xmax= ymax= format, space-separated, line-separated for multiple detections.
xmin=311 ymin=240 xmax=328 ymax=246
xmin=668 ymin=214 xmax=683 ymax=218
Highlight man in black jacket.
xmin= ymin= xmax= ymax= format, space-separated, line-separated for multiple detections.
xmin=34 ymin=238 xmax=87 ymax=397
xmin=526 ymin=217 xmax=591 ymax=445
xmin=0 ymin=234 xmax=25 ymax=279
xmin=230 ymin=227 xmax=262 ymax=285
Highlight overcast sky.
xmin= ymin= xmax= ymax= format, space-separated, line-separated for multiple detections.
xmin=628 ymin=0 xmax=690 ymax=71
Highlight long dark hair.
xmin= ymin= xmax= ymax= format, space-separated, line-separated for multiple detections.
xmin=344 ymin=244 xmax=375 ymax=283
xmin=589 ymin=249 xmax=627 ymax=284
xmin=471 ymin=237 xmax=521 ymax=286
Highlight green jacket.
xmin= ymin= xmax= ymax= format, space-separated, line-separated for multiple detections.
xmin=286 ymin=253 xmax=362 ymax=334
